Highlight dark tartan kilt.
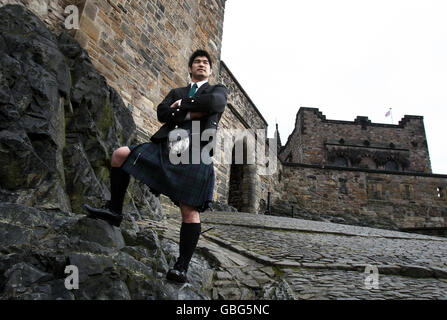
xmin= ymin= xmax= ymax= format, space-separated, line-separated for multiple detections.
xmin=120 ymin=140 xmax=214 ymax=212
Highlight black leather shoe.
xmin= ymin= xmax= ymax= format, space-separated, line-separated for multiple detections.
xmin=166 ymin=267 xmax=187 ymax=283
xmin=82 ymin=203 xmax=123 ymax=227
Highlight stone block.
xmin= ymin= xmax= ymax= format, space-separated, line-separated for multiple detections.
xmin=80 ymin=16 xmax=100 ymax=42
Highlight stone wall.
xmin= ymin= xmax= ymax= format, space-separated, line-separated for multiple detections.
xmin=215 ymin=62 xmax=275 ymax=213
xmin=219 ymin=62 xmax=268 ymax=130
xmin=258 ymin=147 xmax=283 ymax=215
xmin=212 ymin=102 xmax=247 ymax=205
xmin=280 ymin=108 xmax=432 ymax=173
xmin=77 ymin=0 xmax=227 ymax=212
xmin=276 ymin=163 xmax=447 ymax=228
xmin=73 ymin=0 xmax=226 ymax=142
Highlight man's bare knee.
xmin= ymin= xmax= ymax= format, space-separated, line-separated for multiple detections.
xmin=111 ymin=147 xmax=131 ymax=167
xmin=180 ymin=203 xmax=200 ymax=223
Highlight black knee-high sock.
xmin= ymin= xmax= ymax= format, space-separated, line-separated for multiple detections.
xmin=176 ymin=222 xmax=201 ymax=271
xmin=109 ymin=166 xmax=130 ymax=214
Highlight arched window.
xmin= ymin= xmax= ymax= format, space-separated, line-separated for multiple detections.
xmin=359 ymin=157 xmax=377 ymax=169
xmin=385 ymin=160 xmax=399 ymax=171
xmin=333 ymin=157 xmax=348 ymax=167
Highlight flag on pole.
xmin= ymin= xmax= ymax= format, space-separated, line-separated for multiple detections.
xmin=385 ymin=108 xmax=391 ymax=117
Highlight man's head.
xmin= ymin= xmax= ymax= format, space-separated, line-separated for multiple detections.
xmin=188 ymin=50 xmax=212 ymax=82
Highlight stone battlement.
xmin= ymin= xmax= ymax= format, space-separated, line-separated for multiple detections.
xmin=280 ymin=107 xmax=432 ymax=173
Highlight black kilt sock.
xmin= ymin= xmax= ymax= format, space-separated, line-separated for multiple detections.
xmin=176 ymin=222 xmax=201 ymax=271
xmin=109 ymin=166 xmax=130 ymax=214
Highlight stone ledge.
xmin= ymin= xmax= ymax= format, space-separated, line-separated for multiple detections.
xmin=282 ymin=162 xmax=447 ymax=179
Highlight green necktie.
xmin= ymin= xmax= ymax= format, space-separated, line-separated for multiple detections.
xmin=188 ymin=83 xmax=198 ymax=98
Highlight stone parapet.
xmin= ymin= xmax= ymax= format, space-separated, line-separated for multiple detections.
xmin=280 ymin=107 xmax=432 ymax=173
xmin=275 ymin=164 xmax=447 ymax=229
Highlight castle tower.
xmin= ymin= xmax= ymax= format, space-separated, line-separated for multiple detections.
xmin=280 ymin=108 xmax=432 ymax=174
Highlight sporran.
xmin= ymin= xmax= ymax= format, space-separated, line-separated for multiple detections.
xmin=167 ymin=128 xmax=191 ymax=154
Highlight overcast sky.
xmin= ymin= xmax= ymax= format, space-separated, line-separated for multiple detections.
xmin=220 ymin=0 xmax=447 ymax=174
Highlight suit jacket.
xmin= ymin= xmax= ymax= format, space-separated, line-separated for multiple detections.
xmin=150 ymin=82 xmax=228 ymax=156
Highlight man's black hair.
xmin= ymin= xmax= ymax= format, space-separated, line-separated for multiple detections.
xmin=188 ymin=49 xmax=213 ymax=68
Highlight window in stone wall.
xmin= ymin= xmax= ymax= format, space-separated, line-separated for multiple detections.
xmin=308 ymin=175 xmax=317 ymax=192
xmin=367 ymin=183 xmax=383 ymax=200
xmin=286 ymin=153 xmax=292 ymax=162
xmin=333 ymin=157 xmax=348 ymax=167
xmin=400 ymin=184 xmax=413 ymax=200
xmin=339 ymin=178 xmax=348 ymax=194
xmin=359 ymin=157 xmax=377 ymax=169
xmin=385 ymin=160 xmax=399 ymax=171
xmin=436 ymin=187 xmax=446 ymax=200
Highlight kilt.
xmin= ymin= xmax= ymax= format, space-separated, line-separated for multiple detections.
xmin=120 ymin=140 xmax=214 ymax=212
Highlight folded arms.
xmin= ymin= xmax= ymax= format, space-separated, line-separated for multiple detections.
xmin=157 ymin=84 xmax=227 ymax=124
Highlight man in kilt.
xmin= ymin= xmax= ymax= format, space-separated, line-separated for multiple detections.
xmin=83 ymin=50 xmax=227 ymax=283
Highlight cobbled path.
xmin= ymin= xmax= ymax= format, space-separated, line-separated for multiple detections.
xmin=147 ymin=211 xmax=447 ymax=299
xmin=200 ymin=212 xmax=447 ymax=299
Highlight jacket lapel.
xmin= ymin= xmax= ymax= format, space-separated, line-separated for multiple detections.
xmin=182 ymin=85 xmax=190 ymax=98
xmin=195 ymin=82 xmax=209 ymax=96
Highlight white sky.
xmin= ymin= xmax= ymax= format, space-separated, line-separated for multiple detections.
xmin=220 ymin=0 xmax=447 ymax=174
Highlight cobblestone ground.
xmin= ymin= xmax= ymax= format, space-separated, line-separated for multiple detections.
xmin=142 ymin=211 xmax=447 ymax=300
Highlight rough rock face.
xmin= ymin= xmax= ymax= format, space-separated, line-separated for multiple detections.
xmin=0 ymin=202 xmax=215 ymax=299
xmin=0 ymin=4 xmax=203 ymax=299
xmin=0 ymin=4 xmax=136 ymax=214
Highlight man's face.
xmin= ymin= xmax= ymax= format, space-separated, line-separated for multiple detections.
xmin=189 ymin=56 xmax=212 ymax=82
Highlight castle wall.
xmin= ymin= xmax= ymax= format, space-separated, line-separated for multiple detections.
xmin=72 ymin=0 xmax=227 ymax=143
xmin=216 ymin=62 xmax=284 ymax=215
xmin=215 ymin=61 xmax=271 ymax=212
xmin=212 ymin=104 xmax=247 ymax=205
xmin=280 ymin=108 xmax=432 ymax=173
xmin=277 ymin=164 xmax=447 ymax=228
xmin=218 ymin=62 xmax=268 ymax=130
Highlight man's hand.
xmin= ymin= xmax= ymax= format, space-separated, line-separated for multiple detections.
xmin=170 ymin=100 xmax=181 ymax=108
xmin=190 ymin=111 xmax=208 ymax=119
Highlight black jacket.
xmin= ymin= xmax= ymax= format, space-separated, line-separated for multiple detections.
xmin=151 ymin=83 xmax=227 ymax=155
